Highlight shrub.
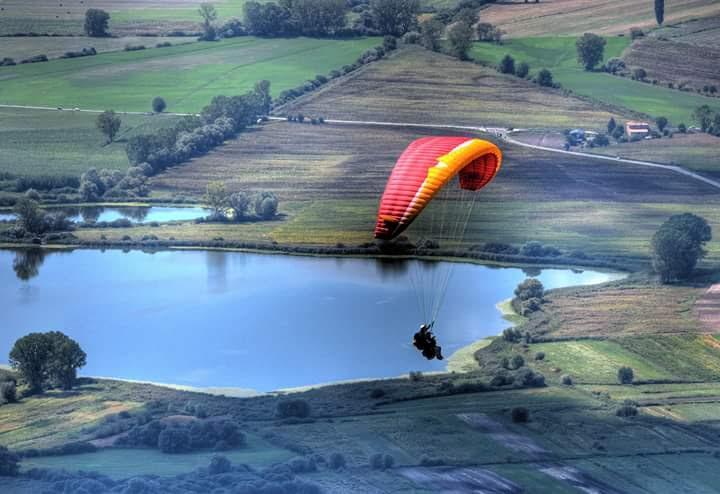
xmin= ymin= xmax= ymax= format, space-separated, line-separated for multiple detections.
xmin=498 ymin=54 xmax=515 ymax=74
xmin=561 ymin=375 xmax=573 ymax=385
xmin=502 ymin=328 xmax=522 ymax=343
xmin=514 ymin=278 xmax=544 ymax=300
xmin=158 ymin=427 xmax=191 ymax=453
xmin=0 ymin=382 xmax=16 ymax=404
xmin=328 ymin=452 xmax=346 ymax=470
xmin=535 ymin=68 xmax=554 ymax=87
xmin=511 ymin=355 xmax=525 ymax=369
xmin=419 ymin=455 xmax=445 ymax=466
xmin=534 ymin=351 xmax=545 ymax=361
xmin=616 ymin=404 xmax=638 ymax=417
xmin=370 ymin=388 xmax=386 ymax=399
xmin=369 ymin=453 xmax=384 ymax=469
xmin=629 ymin=27 xmax=644 ymax=39
xmin=277 ymin=399 xmax=311 ymax=419
xmin=617 ymin=366 xmax=634 ymax=384
xmin=24 ymin=188 xmax=41 ymax=201
xmin=678 ymin=123 xmax=687 ymax=133
xmin=605 ymin=57 xmax=625 ymax=74
xmin=0 ymin=446 xmax=20 ymax=476
xmin=511 ymin=407 xmax=529 ymax=423
xmin=516 ymin=62 xmax=529 ymax=78
xmin=152 ymin=97 xmax=167 ymax=113
xmin=632 ymin=67 xmax=647 ymax=81
xmin=383 ymin=35 xmax=397 ymax=51
xmin=409 ymin=371 xmax=423 ymax=381
xmin=208 ymin=455 xmax=231 ymax=474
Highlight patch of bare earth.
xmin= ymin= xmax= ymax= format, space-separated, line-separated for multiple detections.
xmin=457 ymin=413 xmax=547 ymax=457
xmin=539 ymin=465 xmax=626 ymax=494
xmin=695 ymin=284 xmax=720 ymax=333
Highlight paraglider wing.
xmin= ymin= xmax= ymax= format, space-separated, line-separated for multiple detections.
xmin=374 ymin=137 xmax=502 ymax=240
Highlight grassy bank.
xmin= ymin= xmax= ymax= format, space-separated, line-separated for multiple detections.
xmin=0 ymin=37 xmax=380 ymax=112
xmin=470 ymin=37 xmax=720 ymax=124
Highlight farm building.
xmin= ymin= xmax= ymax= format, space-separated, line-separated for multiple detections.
xmin=625 ymin=121 xmax=650 ymax=139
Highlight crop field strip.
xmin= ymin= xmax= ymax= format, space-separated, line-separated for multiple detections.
xmin=0 ymin=36 xmax=380 ymax=112
xmin=650 ymin=15 xmax=720 ymax=47
xmin=286 ymin=46 xmax=626 ymax=130
xmin=479 ymin=0 xmax=720 ymax=38
xmin=469 ymin=37 xmax=720 ymax=124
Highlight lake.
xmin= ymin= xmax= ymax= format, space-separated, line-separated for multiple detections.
xmin=0 ymin=248 xmax=623 ymax=391
xmin=0 ymin=206 xmax=209 ymax=224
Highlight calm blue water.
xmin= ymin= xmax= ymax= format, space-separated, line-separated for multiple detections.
xmin=0 ymin=206 xmax=208 ymax=224
xmin=0 ymin=249 xmax=622 ymax=391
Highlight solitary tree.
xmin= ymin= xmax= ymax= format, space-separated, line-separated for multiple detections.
xmin=617 ymin=367 xmax=634 ymax=384
xmin=96 ymin=110 xmax=121 ymax=144
xmin=447 ymin=21 xmax=474 ymax=60
xmin=514 ymin=278 xmax=544 ymax=301
xmin=576 ymin=33 xmax=606 ymax=70
xmin=652 ymin=213 xmax=712 ymax=283
xmin=152 ymin=97 xmax=167 ymax=113
xmin=654 ymin=0 xmax=664 ymax=25
xmin=498 ymin=54 xmax=515 ymax=74
xmin=9 ymin=333 xmax=53 ymax=394
xmin=656 ymin=116 xmax=668 ymax=132
xmin=84 ymin=9 xmax=110 ymax=37
xmin=198 ymin=3 xmax=218 ymax=40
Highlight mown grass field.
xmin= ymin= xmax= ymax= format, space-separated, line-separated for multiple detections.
xmin=479 ymin=0 xmax=720 ymax=38
xmin=0 ymin=107 xmax=181 ymax=177
xmin=287 ymin=46 xmax=626 ymax=130
xmin=0 ymin=35 xmax=193 ymax=61
xmin=0 ymin=0 xmax=249 ymax=35
xmin=0 ymin=37 xmax=380 ymax=112
xmin=470 ymin=37 xmax=720 ymax=124
xmin=650 ymin=15 xmax=720 ymax=47
xmin=23 ymin=435 xmax=293 ymax=478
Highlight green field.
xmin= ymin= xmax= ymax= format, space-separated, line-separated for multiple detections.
xmin=23 ymin=436 xmax=293 ymax=478
xmin=470 ymin=37 xmax=720 ymax=124
xmin=0 ymin=36 xmax=380 ymax=112
xmin=0 ymin=107 xmax=180 ymax=177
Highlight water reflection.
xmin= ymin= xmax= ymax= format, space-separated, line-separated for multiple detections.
xmin=12 ymin=248 xmax=46 ymax=281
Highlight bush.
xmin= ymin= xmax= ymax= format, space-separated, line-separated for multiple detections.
xmin=0 ymin=446 xmax=20 ymax=477
xmin=208 ymin=455 xmax=231 ymax=474
xmin=152 ymin=97 xmax=167 ymax=113
xmin=276 ymin=399 xmax=311 ymax=419
xmin=369 ymin=453 xmax=384 ymax=469
xmin=516 ymin=62 xmax=529 ymax=78
xmin=328 ymin=452 xmax=346 ymax=470
xmin=514 ymin=278 xmax=544 ymax=300
xmin=629 ymin=27 xmax=644 ymax=39
xmin=502 ymin=328 xmax=522 ymax=343
xmin=0 ymin=382 xmax=16 ymax=404
xmin=511 ymin=355 xmax=525 ymax=369
xmin=534 ymin=351 xmax=545 ymax=361
xmin=632 ymin=67 xmax=647 ymax=81
xmin=419 ymin=455 xmax=445 ymax=466
xmin=370 ymin=388 xmax=386 ymax=399
xmin=561 ymin=374 xmax=573 ymax=385
xmin=409 ymin=371 xmax=423 ymax=381
xmin=158 ymin=427 xmax=191 ymax=453
xmin=511 ymin=407 xmax=529 ymax=423
xmin=617 ymin=366 xmax=634 ymax=384
xmin=535 ymin=68 xmax=554 ymax=87
xmin=498 ymin=54 xmax=515 ymax=74
xmin=616 ymin=404 xmax=638 ymax=417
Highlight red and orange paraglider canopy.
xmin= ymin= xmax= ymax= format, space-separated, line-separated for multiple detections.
xmin=374 ymin=136 xmax=502 ymax=241
xmin=373 ymin=136 xmax=503 ymax=327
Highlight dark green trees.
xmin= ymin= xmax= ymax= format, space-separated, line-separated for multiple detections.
xmin=652 ymin=213 xmax=712 ymax=283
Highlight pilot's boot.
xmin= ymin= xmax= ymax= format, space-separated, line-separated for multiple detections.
xmin=435 ymin=346 xmax=443 ymax=360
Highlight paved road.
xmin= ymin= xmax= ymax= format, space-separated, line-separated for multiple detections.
xmin=3 ymin=104 xmax=718 ymax=191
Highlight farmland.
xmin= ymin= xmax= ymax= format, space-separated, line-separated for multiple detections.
xmin=650 ymin=15 xmax=720 ymax=47
xmin=0 ymin=36 xmax=380 ymax=113
xmin=286 ymin=46 xmax=626 ymax=130
xmin=0 ymin=35 xmax=193 ymax=61
xmin=0 ymin=0 xmax=247 ymax=35
xmin=0 ymin=107 xmax=180 ymax=177
xmin=128 ymin=119 xmax=720 ymax=262
xmin=622 ymin=38 xmax=720 ymax=92
xmin=469 ymin=37 xmax=720 ymax=124
xmin=479 ymin=0 xmax=720 ymax=38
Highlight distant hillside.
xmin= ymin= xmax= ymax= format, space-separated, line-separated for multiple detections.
xmin=478 ymin=0 xmax=720 ymax=38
